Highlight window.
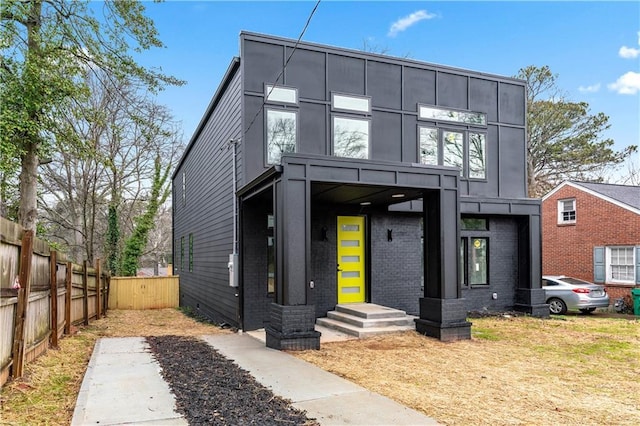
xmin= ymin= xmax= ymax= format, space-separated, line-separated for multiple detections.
xmin=557 ymin=199 xmax=576 ymax=224
xmin=460 ymin=217 xmax=489 ymax=287
xmin=468 ymin=133 xmax=486 ymax=179
xmin=182 ymin=172 xmax=186 ymax=205
xmin=418 ymin=127 xmax=487 ymax=179
xmin=332 ymin=93 xmax=371 ymax=113
xmin=469 ymin=238 xmax=488 ymax=285
xmin=333 ymin=116 xmax=369 ymax=159
xmin=267 ymin=215 xmax=275 ymax=294
xmin=175 ymin=239 xmax=179 ymax=271
xmin=609 ymin=247 xmax=634 ymax=283
xmin=443 ymin=131 xmax=464 ymax=175
xmin=419 ymin=127 xmax=438 ymax=165
xmin=418 ymin=104 xmax=486 ymax=125
xmin=266 ymin=109 xmax=296 ymax=164
xmin=265 ymin=85 xmax=297 ymax=105
xmin=462 ymin=218 xmax=488 ymax=231
xmin=180 ymin=236 xmax=185 ymax=272
xmin=188 ymin=233 xmax=193 ymax=272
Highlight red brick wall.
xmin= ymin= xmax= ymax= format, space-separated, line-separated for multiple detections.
xmin=542 ymin=185 xmax=640 ymax=298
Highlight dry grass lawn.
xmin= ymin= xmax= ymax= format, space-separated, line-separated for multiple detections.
xmin=1 ymin=309 xmax=638 ymax=426
xmin=296 ymin=314 xmax=640 ymax=425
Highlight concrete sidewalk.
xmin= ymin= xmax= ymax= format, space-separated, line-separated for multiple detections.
xmin=72 ymin=332 xmax=438 ymax=425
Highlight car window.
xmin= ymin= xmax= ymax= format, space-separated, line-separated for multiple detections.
xmin=559 ymin=277 xmax=591 ymax=286
xmin=542 ymin=279 xmax=557 ymax=287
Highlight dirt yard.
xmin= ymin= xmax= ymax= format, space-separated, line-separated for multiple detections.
xmin=1 ymin=309 xmax=638 ymax=425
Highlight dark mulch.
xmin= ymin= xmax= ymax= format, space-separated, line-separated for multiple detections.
xmin=146 ymin=335 xmax=318 ymax=426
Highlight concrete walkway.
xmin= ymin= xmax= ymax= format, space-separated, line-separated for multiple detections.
xmin=72 ymin=332 xmax=439 ymax=425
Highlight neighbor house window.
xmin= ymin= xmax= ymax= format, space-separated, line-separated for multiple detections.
xmin=557 ymin=199 xmax=576 ymax=224
xmin=608 ymin=247 xmax=634 ymax=283
xmin=266 ymin=109 xmax=297 ymax=164
xmin=265 ymin=85 xmax=298 ymax=105
xmin=188 ymin=233 xmax=193 ymax=272
xmin=418 ymin=104 xmax=486 ymax=125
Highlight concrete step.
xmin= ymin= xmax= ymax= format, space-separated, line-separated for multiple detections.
xmin=335 ymin=303 xmax=408 ymax=319
xmin=327 ymin=310 xmax=415 ymax=328
xmin=316 ymin=317 xmax=416 ymax=338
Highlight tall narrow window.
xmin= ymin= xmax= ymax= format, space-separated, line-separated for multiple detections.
xmin=443 ymin=131 xmax=464 ymax=174
xmin=333 ymin=116 xmax=369 ymax=159
xmin=419 ymin=127 xmax=438 ymax=165
xmin=266 ymin=109 xmax=296 ymax=164
xmin=557 ymin=199 xmax=576 ymax=224
xmin=469 ymin=238 xmax=488 ymax=285
xmin=267 ymin=215 xmax=275 ymax=294
xmin=468 ymin=133 xmax=486 ymax=179
xmin=182 ymin=172 xmax=186 ymax=205
xmin=460 ymin=238 xmax=468 ymax=287
xmin=180 ymin=236 xmax=185 ymax=272
xmin=188 ymin=233 xmax=193 ymax=272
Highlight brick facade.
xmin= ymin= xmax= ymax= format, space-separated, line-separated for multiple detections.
xmin=542 ymin=183 xmax=640 ymax=301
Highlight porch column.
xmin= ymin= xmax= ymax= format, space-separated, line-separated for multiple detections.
xmin=415 ymin=188 xmax=471 ymax=341
xmin=514 ymin=214 xmax=549 ymax=317
xmin=266 ymin=173 xmax=320 ymax=350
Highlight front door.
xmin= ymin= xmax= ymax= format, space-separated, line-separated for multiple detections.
xmin=337 ymin=216 xmax=365 ymax=303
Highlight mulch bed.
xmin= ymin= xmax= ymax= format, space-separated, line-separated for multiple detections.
xmin=146 ymin=335 xmax=318 ymax=425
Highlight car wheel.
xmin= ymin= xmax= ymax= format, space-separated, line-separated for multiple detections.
xmin=548 ymin=298 xmax=567 ymax=315
xmin=579 ymin=307 xmax=597 ymax=314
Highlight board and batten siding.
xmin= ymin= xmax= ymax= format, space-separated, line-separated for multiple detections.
xmin=173 ymin=67 xmax=242 ymax=326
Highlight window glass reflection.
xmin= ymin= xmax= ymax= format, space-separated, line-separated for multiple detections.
xmin=419 ymin=105 xmax=486 ymax=125
xmin=333 ymin=94 xmax=370 ymax=113
xmin=443 ymin=131 xmax=463 ymax=174
xmin=267 ymin=109 xmax=296 ymax=164
xmin=419 ymin=127 xmax=438 ymax=165
xmin=333 ymin=117 xmax=369 ymax=159
xmin=266 ymin=85 xmax=297 ymax=104
xmin=469 ymin=133 xmax=486 ymax=179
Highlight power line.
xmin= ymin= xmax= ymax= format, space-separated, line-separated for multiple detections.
xmin=243 ymin=0 xmax=322 ymax=137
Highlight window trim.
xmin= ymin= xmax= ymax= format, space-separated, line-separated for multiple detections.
xmin=331 ymin=92 xmax=371 ymax=114
xmin=331 ymin=114 xmax=371 ymax=159
xmin=265 ymin=84 xmax=298 ymax=105
xmin=607 ymin=246 xmax=635 ymax=284
xmin=557 ymin=198 xmax=576 ymax=225
xmin=265 ymin=107 xmax=298 ymax=166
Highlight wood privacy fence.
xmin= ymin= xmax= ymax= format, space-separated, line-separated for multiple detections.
xmin=0 ymin=218 xmax=108 ymax=387
xmin=108 ymin=276 xmax=179 ymax=310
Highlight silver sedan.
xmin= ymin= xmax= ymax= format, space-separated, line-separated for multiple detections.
xmin=542 ymin=275 xmax=610 ymax=315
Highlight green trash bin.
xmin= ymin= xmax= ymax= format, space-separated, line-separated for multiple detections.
xmin=631 ymin=288 xmax=640 ymax=316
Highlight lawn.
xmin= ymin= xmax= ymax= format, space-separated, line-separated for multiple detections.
xmin=1 ymin=309 xmax=638 ymax=425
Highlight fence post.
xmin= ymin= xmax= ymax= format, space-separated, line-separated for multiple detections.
xmin=64 ymin=261 xmax=72 ymax=334
xmin=50 ymin=250 xmax=58 ymax=348
xmin=83 ymin=260 xmax=89 ymax=326
xmin=11 ymin=229 xmax=34 ymax=379
xmin=95 ymin=259 xmax=101 ymax=320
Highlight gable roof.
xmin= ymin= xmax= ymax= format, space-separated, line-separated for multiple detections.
xmin=542 ymin=181 xmax=640 ymax=215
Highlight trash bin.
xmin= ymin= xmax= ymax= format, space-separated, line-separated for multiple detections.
xmin=632 ymin=288 xmax=640 ymax=316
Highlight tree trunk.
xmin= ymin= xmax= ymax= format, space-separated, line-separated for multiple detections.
xmin=18 ymin=143 xmax=39 ymax=231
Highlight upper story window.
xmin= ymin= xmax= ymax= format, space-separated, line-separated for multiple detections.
xmin=265 ymin=85 xmax=298 ymax=105
xmin=419 ymin=127 xmax=486 ymax=179
xmin=418 ymin=104 xmax=486 ymax=126
xmin=332 ymin=93 xmax=370 ymax=159
xmin=557 ymin=198 xmax=576 ymax=224
xmin=181 ymin=171 xmax=186 ymax=205
xmin=266 ymin=109 xmax=297 ymax=165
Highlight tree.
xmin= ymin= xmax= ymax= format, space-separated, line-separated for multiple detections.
xmin=517 ymin=65 xmax=637 ymax=197
xmin=0 ymin=0 xmax=183 ymax=231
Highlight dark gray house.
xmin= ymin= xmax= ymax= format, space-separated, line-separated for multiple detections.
xmin=172 ymin=32 xmax=547 ymax=350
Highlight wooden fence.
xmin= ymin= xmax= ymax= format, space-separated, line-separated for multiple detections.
xmin=108 ymin=276 xmax=179 ymax=310
xmin=0 ymin=218 xmax=108 ymax=387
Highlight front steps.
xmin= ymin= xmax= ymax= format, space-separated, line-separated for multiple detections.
xmin=316 ymin=303 xmax=417 ymax=338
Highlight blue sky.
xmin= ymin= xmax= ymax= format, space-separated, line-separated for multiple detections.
xmin=136 ymin=1 xmax=639 ymax=165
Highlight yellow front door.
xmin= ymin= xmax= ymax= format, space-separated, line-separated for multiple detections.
xmin=337 ymin=216 xmax=365 ymax=304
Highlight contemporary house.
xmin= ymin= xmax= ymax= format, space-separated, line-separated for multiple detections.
xmin=172 ymin=32 xmax=547 ymax=351
xmin=542 ymin=181 xmax=640 ymax=301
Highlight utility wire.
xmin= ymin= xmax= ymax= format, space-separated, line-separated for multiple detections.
xmin=243 ymin=0 xmax=322 ymax=137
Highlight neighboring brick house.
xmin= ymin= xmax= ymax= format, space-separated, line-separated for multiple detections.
xmin=542 ymin=181 xmax=640 ymax=302
xmin=173 ymin=32 xmax=547 ymax=351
